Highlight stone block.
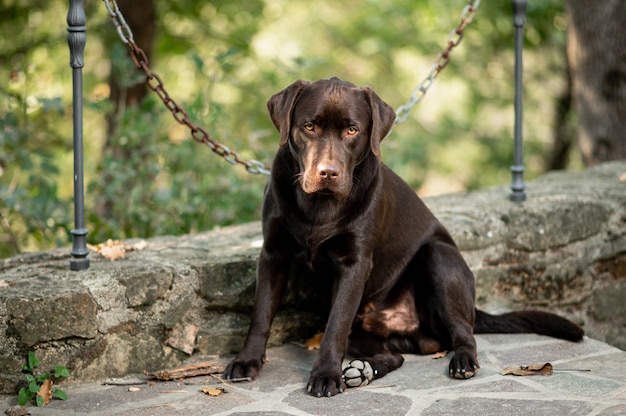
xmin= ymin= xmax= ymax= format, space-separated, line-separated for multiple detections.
xmin=8 ymin=290 xmax=97 ymax=346
xmin=198 ymin=259 xmax=257 ymax=308
xmin=591 ymin=280 xmax=626 ymax=322
xmin=436 ymin=211 xmax=504 ymax=251
xmin=194 ymin=311 xmax=252 ymax=355
xmin=118 ymin=265 xmax=173 ymax=307
xmin=494 ymin=260 xmax=591 ymax=305
xmin=505 ymin=198 xmax=610 ymax=251
xmin=72 ymin=332 xmax=183 ymax=381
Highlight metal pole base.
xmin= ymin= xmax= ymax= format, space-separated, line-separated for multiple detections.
xmin=70 ymin=258 xmax=90 ymax=271
xmin=70 ymin=227 xmax=90 ymax=271
xmin=509 ymin=164 xmax=527 ymax=202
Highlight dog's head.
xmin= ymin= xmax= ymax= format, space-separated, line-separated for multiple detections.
xmin=267 ymin=77 xmax=396 ymax=198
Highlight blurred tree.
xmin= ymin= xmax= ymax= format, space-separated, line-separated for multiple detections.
xmin=565 ymin=0 xmax=626 ymax=166
xmin=108 ymin=0 xmax=156 ymax=115
xmin=97 ymin=0 xmax=157 ymax=219
xmin=546 ymin=60 xmax=573 ymax=171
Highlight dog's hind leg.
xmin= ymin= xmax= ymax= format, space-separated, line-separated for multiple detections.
xmin=416 ymin=240 xmax=480 ymax=379
xmin=344 ymin=328 xmax=405 ymax=387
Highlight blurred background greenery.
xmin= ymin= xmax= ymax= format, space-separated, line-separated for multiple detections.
xmin=0 ymin=0 xmax=582 ymax=257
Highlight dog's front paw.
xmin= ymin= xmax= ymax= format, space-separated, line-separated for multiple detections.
xmin=342 ymin=359 xmax=375 ymax=388
xmin=307 ymin=371 xmax=346 ymax=397
xmin=224 ymin=357 xmax=263 ymax=381
xmin=448 ymin=350 xmax=479 ymax=379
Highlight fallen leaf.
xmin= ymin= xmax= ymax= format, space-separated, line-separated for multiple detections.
xmin=128 ymin=387 xmax=141 ymax=392
xmin=99 ymin=244 xmax=126 ymax=260
xmin=306 ymin=332 xmax=323 ymax=350
xmin=4 ymin=405 xmax=30 ymax=416
xmin=37 ymin=379 xmax=53 ymax=406
xmin=133 ymin=240 xmax=148 ymax=250
xmin=431 ymin=351 xmax=448 ymax=359
xmin=201 ymin=387 xmax=226 ymax=396
xmin=87 ymin=239 xmax=147 ymax=261
xmin=620 ymin=172 xmax=626 ymax=183
xmin=88 ymin=239 xmax=127 ymax=260
xmin=500 ymin=362 xmax=553 ymax=376
xmin=0 ymin=280 xmax=10 ymax=288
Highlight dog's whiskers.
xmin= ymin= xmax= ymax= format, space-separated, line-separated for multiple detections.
xmin=292 ymin=173 xmax=303 ymax=187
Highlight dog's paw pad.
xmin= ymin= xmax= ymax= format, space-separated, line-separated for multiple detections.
xmin=342 ymin=359 xmax=374 ymax=388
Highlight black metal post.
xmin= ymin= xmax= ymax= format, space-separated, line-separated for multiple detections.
xmin=67 ymin=0 xmax=90 ymax=270
xmin=509 ymin=0 xmax=527 ymax=202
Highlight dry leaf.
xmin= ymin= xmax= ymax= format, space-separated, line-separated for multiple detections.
xmin=500 ymin=362 xmax=553 ymax=376
xmin=0 ymin=280 xmax=10 ymax=288
xmin=100 ymin=245 xmax=126 ymax=260
xmin=620 ymin=172 xmax=626 ymax=183
xmin=133 ymin=240 xmax=148 ymax=250
xmin=201 ymin=387 xmax=226 ymax=396
xmin=37 ymin=379 xmax=53 ymax=406
xmin=87 ymin=239 xmax=147 ymax=261
xmin=128 ymin=387 xmax=141 ymax=392
xmin=431 ymin=351 xmax=448 ymax=359
xmin=4 ymin=405 xmax=30 ymax=416
xmin=306 ymin=332 xmax=324 ymax=350
xmin=88 ymin=239 xmax=127 ymax=260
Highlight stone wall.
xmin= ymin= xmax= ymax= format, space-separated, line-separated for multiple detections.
xmin=0 ymin=161 xmax=624 ymax=394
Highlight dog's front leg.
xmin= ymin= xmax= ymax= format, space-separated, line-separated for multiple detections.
xmin=307 ymin=260 xmax=371 ymax=397
xmin=224 ymin=245 xmax=289 ymax=381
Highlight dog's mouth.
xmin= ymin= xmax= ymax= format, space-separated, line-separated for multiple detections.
xmin=314 ymin=188 xmax=336 ymax=196
xmin=299 ymin=179 xmax=347 ymax=198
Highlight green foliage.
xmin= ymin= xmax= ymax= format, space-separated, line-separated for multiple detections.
xmin=0 ymin=0 xmax=579 ymax=257
xmin=87 ymin=87 xmax=266 ymax=243
xmin=0 ymin=75 xmax=71 ymax=258
xmin=17 ymin=351 xmax=69 ymax=407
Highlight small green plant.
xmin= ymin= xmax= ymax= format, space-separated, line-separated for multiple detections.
xmin=18 ymin=351 xmax=69 ymax=407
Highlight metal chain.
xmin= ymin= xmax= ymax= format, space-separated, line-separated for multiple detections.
xmin=394 ymin=0 xmax=480 ymax=124
xmin=102 ymin=0 xmax=271 ymax=175
xmin=103 ymin=0 xmax=479 ymax=173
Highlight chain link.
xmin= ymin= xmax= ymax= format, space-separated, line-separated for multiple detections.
xmin=394 ymin=0 xmax=480 ymax=124
xmin=102 ymin=0 xmax=478 ymax=174
xmin=102 ymin=0 xmax=271 ymax=175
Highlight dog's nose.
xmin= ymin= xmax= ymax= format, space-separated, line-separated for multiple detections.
xmin=317 ymin=163 xmax=340 ymax=180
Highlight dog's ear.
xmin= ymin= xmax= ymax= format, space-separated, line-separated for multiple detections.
xmin=364 ymin=87 xmax=396 ymax=157
xmin=267 ymin=80 xmax=309 ymax=147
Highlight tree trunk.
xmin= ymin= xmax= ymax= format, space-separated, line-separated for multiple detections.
xmin=546 ymin=57 xmax=574 ymax=171
xmin=565 ymin=0 xmax=626 ymax=166
xmin=97 ymin=0 xmax=156 ymax=222
xmin=107 ymin=0 xmax=156 ymax=136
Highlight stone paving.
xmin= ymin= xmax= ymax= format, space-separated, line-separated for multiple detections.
xmin=2 ymin=333 xmax=625 ymax=415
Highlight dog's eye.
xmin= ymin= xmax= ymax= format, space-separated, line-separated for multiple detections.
xmin=304 ymin=123 xmax=314 ymax=131
xmin=347 ymin=126 xmax=358 ymax=135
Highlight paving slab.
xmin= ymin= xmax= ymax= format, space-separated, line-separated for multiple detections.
xmin=2 ymin=334 xmax=625 ymax=415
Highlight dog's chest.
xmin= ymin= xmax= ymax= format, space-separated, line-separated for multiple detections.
xmin=293 ymin=227 xmax=356 ymax=272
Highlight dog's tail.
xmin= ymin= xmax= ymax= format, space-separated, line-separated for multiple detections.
xmin=474 ymin=308 xmax=584 ymax=342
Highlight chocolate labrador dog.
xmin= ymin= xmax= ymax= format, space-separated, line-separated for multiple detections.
xmin=224 ymin=77 xmax=584 ymax=397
